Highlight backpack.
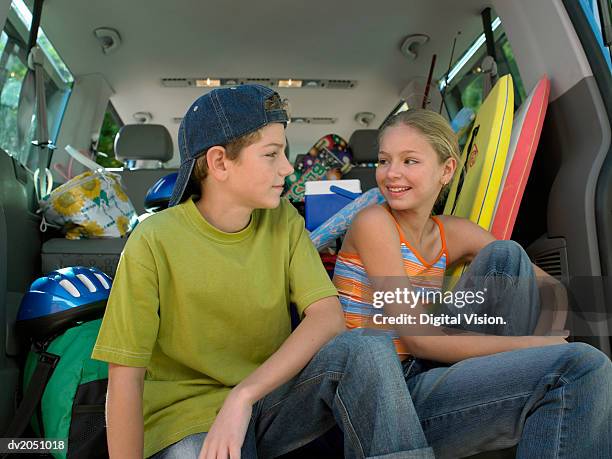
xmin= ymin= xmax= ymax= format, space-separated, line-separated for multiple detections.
xmin=3 ymin=267 xmax=112 ymax=459
xmin=21 ymin=320 xmax=109 ymax=458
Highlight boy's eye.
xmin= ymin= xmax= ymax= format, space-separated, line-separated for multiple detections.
xmin=378 ymin=158 xmax=387 ymax=165
xmin=265 ymin=152 xmax=278 ymax=158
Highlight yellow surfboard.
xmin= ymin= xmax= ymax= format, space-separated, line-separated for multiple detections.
xmin=443 ymin=75 xmax=514 ymax=286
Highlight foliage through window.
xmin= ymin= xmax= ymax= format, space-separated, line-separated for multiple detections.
xmin=383 ymin=14 xmax=527 ymax=139
xmin=96 ymin=104 xmax=124 ymax=168
xmin=439 ymin=16 xmax=526 ymax=120
xmin=0 ymin=0 xmax=73 ymax=169
xmin=0 ymin=29 xmax=30 ymax=161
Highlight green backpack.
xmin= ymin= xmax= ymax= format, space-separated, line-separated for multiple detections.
xmin=19 ymin=320 xmax=108 ymax=458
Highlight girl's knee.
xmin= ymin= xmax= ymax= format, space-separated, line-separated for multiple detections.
xmin=567 ymin=342 xmax=611 ymax=373
xmin=481 ymin=240 xmax=525 ymax=260
xmin=556 ymin=343 xmax=612 ymax=395
xmin=477 ymin=240 xmax=531 ymax=276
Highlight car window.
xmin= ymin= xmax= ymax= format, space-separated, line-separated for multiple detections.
xmin=384 ymin=13 xmax=527 ymax=126
xmin=96 ymin=102 xmax=124 ymax=169
xmin=439 ymin=15 xmax=526 ymax=119
xmin=0 ymin=0 xmax=73 ymax=170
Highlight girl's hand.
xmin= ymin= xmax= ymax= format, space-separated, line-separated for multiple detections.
xmin=528 ymin=332 xmax=569 ymax=348
xmin=198 ymin=389 xmax=253 ymax=459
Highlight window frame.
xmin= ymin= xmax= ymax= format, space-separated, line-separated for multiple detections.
xmin=382 ymin=15 xmax=527 ymax=124
xmin=0 ymin=0 xmax=73 ymax=170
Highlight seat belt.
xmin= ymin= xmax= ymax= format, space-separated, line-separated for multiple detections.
xmin=31 ymin=45 xmax=54 ymax=202
xmin=22 ymin=0 xmax=56 ymax=203
xmin=480 ymin=8 xmax=498 ymax=100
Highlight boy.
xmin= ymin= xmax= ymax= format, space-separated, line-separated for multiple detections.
xmin=92 ymin=84 xmax=432 ymax=459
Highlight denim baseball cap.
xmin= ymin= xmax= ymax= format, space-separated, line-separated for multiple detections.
xmin=169 ymin=84 xmax=289 ymax=207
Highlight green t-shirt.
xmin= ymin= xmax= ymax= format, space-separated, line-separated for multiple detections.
xmin=91 ymin=198 xmax=337 ymax=457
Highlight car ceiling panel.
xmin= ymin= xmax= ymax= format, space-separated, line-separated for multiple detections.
xmin=32 ymin=0 xmax=488 ymax=161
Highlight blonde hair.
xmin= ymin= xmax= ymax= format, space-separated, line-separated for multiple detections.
xmin=378 ymin=109 xmax=460 ymax=205
xmin=379 ymin=109 xmax=460 ymax=165
xmin=191 ymin=129 xmax=263 ymax=183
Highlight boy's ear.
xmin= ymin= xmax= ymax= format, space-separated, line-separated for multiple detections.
xmin=206 ymin=146 xmax=230 ymax=180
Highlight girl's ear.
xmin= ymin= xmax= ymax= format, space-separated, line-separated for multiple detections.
xmin=441 ymin=156 xmax=457 ymax=186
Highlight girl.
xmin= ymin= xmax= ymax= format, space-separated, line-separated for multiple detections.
xmin=334 ymin=109 xmax=612 ymax=458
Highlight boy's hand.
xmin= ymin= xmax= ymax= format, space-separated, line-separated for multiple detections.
xmin=198 ymin=389 xmax=253 ymax=459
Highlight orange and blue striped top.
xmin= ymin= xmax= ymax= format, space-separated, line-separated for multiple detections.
xmin=333 ymin=209 xmax=448 ymax=356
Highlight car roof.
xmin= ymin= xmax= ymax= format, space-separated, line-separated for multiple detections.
xmin=32 ymin=0 xmax=489 ymax=161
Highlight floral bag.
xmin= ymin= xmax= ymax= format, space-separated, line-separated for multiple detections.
xmin=39 ymin=147 xmax=138 ymax=239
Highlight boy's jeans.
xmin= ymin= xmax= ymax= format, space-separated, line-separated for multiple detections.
xmin=402 ymin=240 xmax=612 ymax=458
xmin=151 ymin=329 xmax=434 ymax=459
xmin=153 ymin=241 xmax=612 ymax=459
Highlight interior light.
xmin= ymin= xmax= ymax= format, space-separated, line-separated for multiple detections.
xmin=278 ymin=79 xmax=303 ymax=88
xmin=196 ymin=78 xmax=221 ymax=87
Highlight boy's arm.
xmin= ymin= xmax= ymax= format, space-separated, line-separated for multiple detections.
xmin=106 ymin=364 xmax=146 ymax=459
xmin=234 ymin=295 xmax=345 ymax=403
xmin=200 ymin=296 xmax=345 ymax=459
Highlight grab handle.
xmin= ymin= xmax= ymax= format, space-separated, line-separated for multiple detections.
xmin=330 ymin=185 xmax=361 ymax=201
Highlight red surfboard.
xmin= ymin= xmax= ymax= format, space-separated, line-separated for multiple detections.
xmin=490 ymin=76 xmax=550 ymax=239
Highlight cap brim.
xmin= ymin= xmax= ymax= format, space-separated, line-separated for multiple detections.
xmin=169 ymin=158 xmax=196 ymax=207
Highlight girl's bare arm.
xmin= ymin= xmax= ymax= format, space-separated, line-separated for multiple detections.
xmin=350 ymin=207 xmax=566 ymax=364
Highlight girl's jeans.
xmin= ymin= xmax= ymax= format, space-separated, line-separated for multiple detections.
xmin=402 ymin=240 xmax=612 ymax=458
xmin=153 ymin=241 xmax=612 ymax=459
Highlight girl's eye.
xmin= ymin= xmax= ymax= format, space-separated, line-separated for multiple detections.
xmin=265 ymin=152 xmax=278 ymax=158
xmin=378 ymin=158 xmax=387 ymax=165
xmin=404 ymin=159 xmax=418 ymax=165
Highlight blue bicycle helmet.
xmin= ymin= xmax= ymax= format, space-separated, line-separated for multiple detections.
xmin=144 ymin=172 xmax=178 ymax=213
xmin=17 ymin=267 xmax=112 ymax=340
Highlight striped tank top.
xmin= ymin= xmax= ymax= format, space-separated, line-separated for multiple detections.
xmin=333 ymin=208 xmax=448 ymax=356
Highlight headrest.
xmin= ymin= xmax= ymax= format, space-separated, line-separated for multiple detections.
xmin=114 ymin=124 xmax=173 ymax=162
xmin=348 ymin=129 xmax=378 ymax=163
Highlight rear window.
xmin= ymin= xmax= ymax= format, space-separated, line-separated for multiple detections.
xmin=383 ymin=13 xmax=526 ymax=142
xmin=96 ymin=102 xmax=124 ymax=168
xmin=438 ymin=14 xmax=526 ymax=119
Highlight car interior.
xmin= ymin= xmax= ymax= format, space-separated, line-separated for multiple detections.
xmin=0 ymin=0 xmax=610 ymax=457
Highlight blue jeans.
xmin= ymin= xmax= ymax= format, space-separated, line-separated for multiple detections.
xmin=447 ymin=239 xmax=542 ymax=336
xmin=151 ymin=329 xmax=434 ymax=459
xmin=152 ymin=241 xmax=612 ymax=458
xmin=403 ymin=241 xmax=612 ymax=458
